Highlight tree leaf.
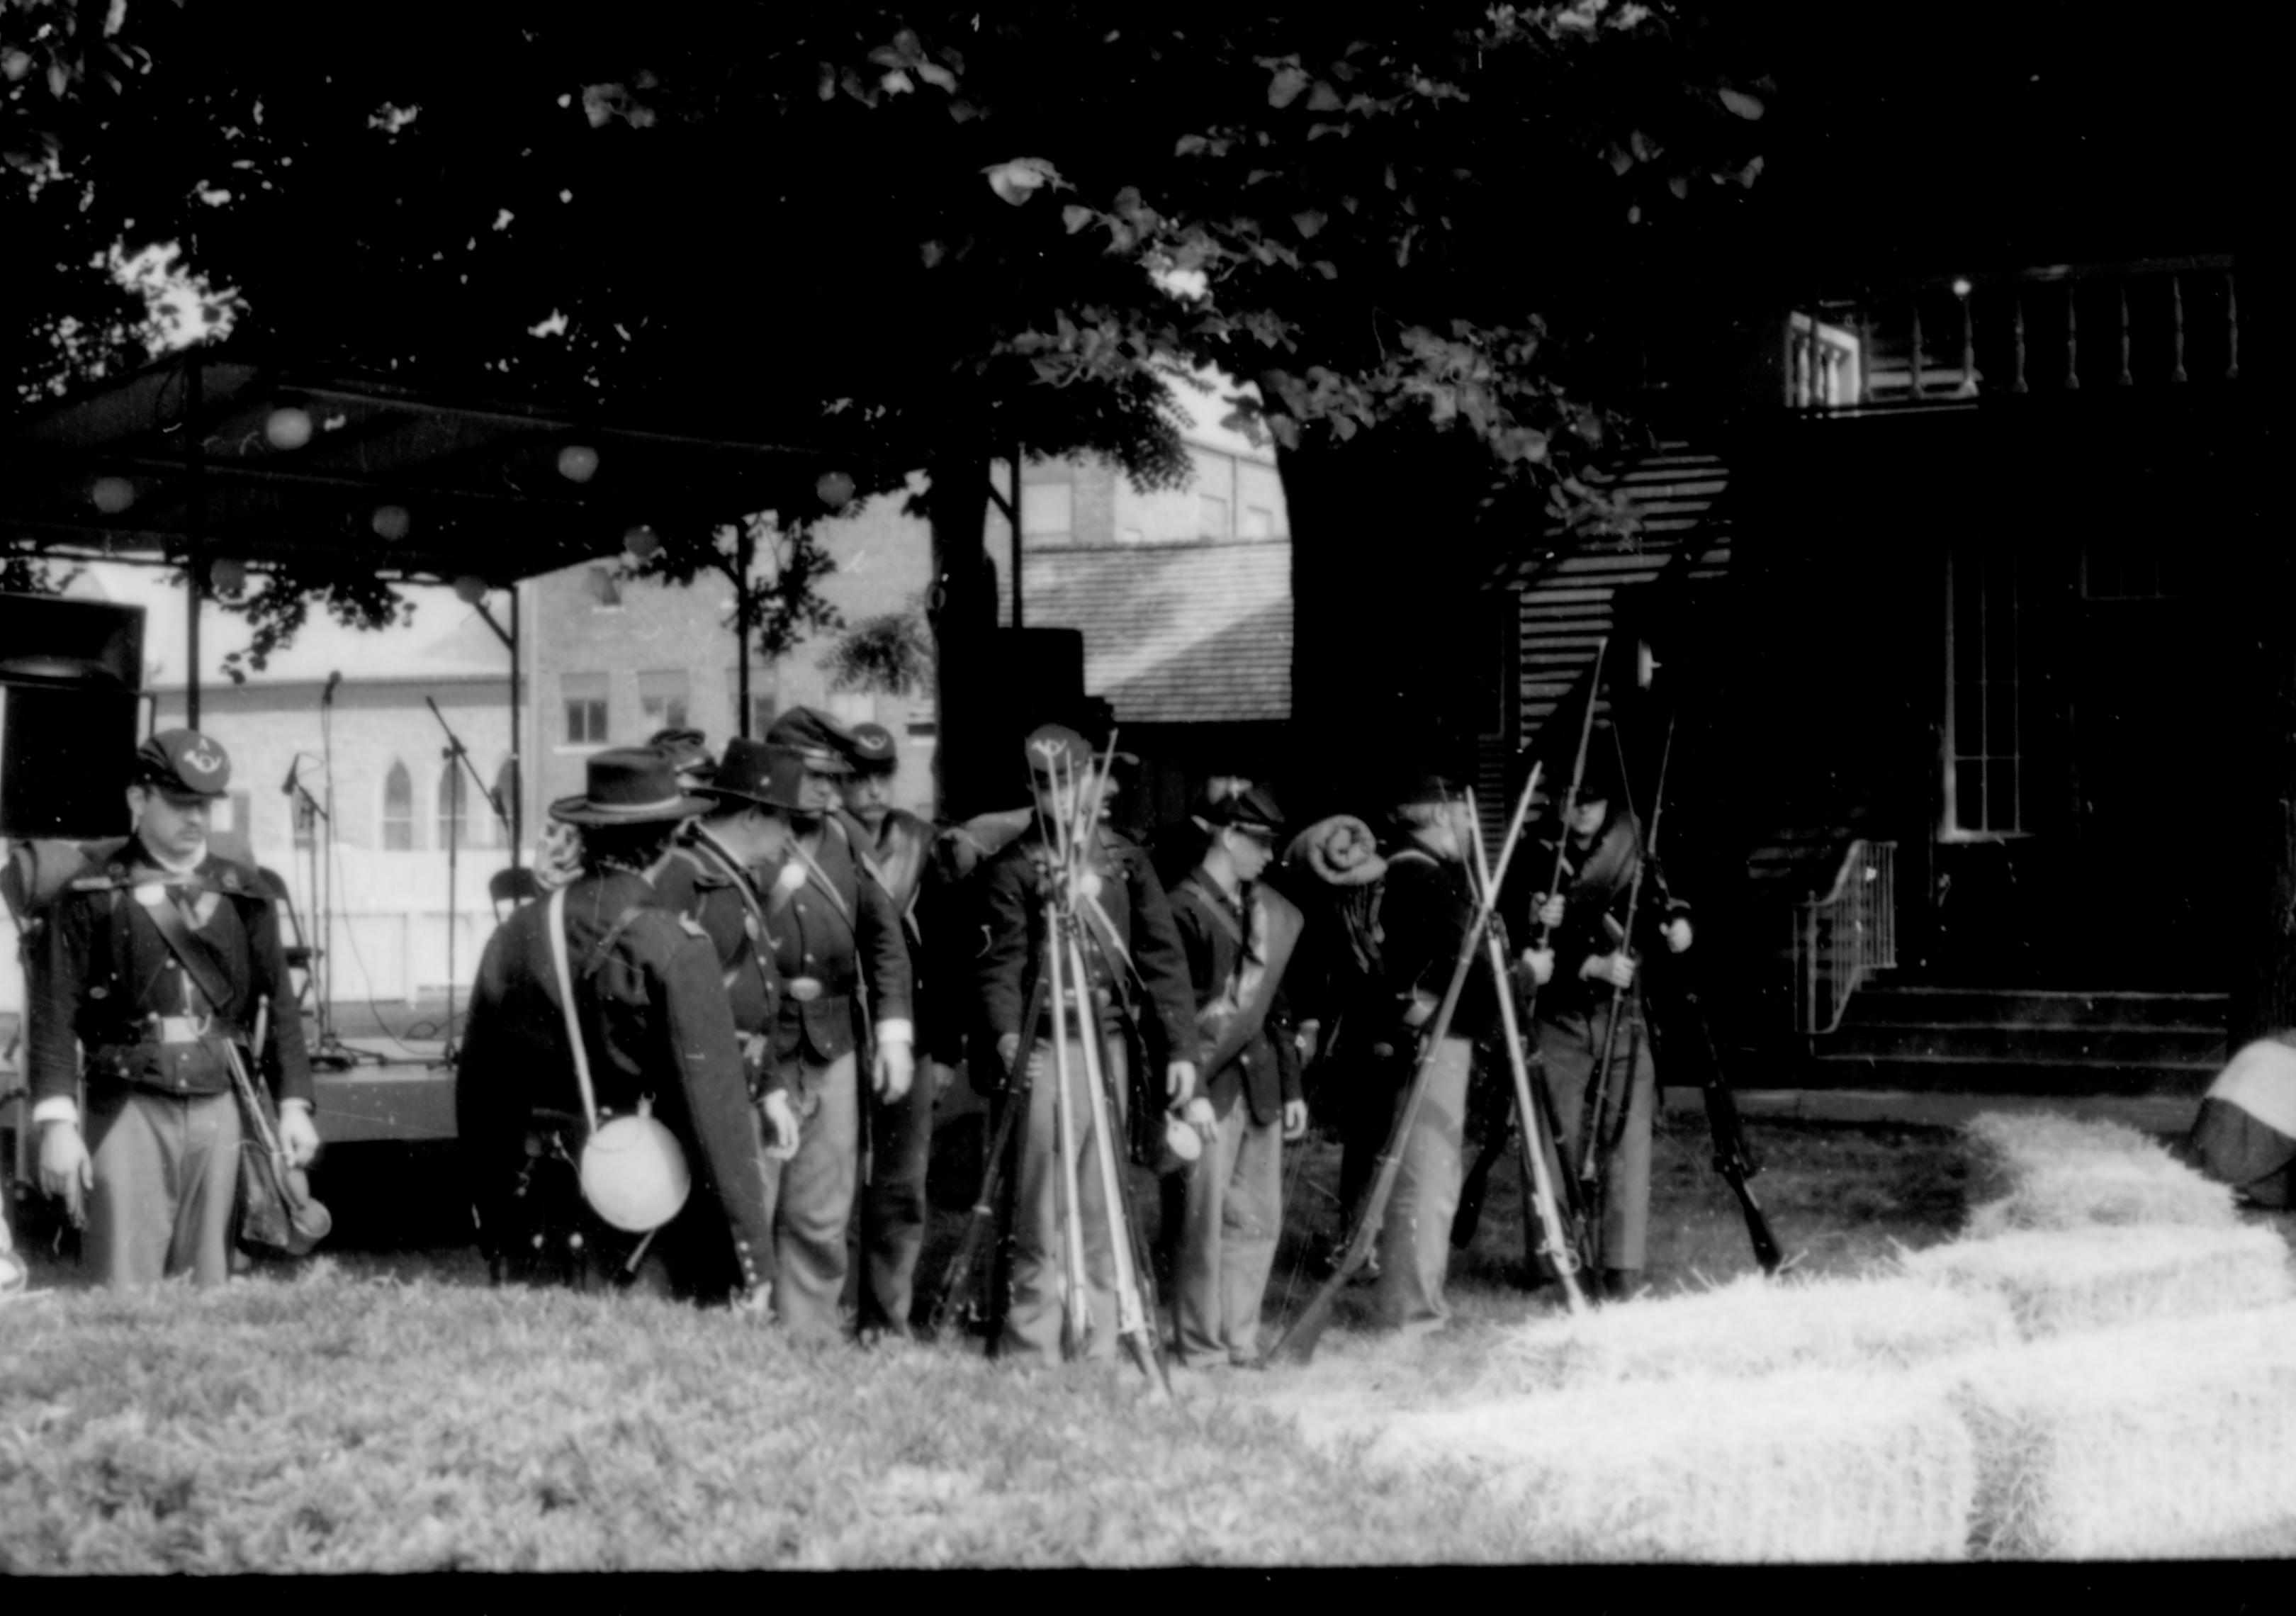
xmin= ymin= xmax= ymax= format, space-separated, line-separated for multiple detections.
xmin=1268 ymin=65 xmax=1308 ymax=108
xmin=1174 ymin=133 xmax=1210 ymax=157
xmin=1718 ymin=86 xmax=1765 ymax=120
xmin=1062 ymin=204 xmax=1095 ymax=234
xmin=1307 ymin=81 xmax=1342 ymax=113
xmin=1292 ymin=209 xmax=1326 ymax=239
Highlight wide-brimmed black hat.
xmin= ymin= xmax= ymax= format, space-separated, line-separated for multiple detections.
xmin=549 ymin=748 xmax=716 ymax=826
xmin=697 ymin=737 xmax=806 ymax=813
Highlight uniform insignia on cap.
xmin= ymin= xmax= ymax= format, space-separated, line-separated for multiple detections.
xmin=183 ymin=740 xmax=225 ymax=778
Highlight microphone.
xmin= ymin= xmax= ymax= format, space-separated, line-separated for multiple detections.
xmin=283 ymin=756 xmax=302 ymax=797
xmin=322 ymin=671 xmax=343 ymax=705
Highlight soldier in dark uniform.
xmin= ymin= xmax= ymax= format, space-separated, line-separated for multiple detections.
xmin=28 ymin=729 xmax=318 ymax=1288
xmin=1529 ymin=740 xmax=1691 ymax=1301
xmin=975 ymin=723 xmax=1198 ymax=1365
xmin=651 ymin=736 xmax=789 ymax=1101
xmin=456 ymin=748 xmax=792 ymax=1306
xmin=1366 ymin=771 xmax=1554 ymax=1335
xmin=758 ymin=707 xmax=915 ymax=1340
xmin=1166 ymin=786 xmax=1309 ymax=1369
xmin=833 ymin=720 xmax=944 ymax=1338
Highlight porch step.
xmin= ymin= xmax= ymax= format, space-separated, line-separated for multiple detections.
xmin=1806 ymin=985 xmax=2229 ymax=1094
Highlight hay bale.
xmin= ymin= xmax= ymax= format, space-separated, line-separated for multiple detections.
xmin=1953 ymin=1303 xmax=2296 ymax=1559
xmin=1469 ymin=1274 xmax=2018 ymax=1397
xmin=1963 ymin=1111 xmax=2237 ymax=1235
xmin=1902 ymin=1223 xmax=2295 ymax=1340
xmin=1368 ymin=1367 xmax=1977 ymax=1563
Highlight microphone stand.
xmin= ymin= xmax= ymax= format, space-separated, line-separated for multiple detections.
xmin=425 ymin=697 xmax=510 ymax=1067
xmin=285 ymin=756 xmax=352 ymax=1070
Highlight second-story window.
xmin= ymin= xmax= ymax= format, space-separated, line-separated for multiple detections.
xmin=1021 ymin=479 xmax=1073 ymax=542
xmin=1198 ymin=493 xmax=1229 ymax=539
xmin=382 ymin=760 xmax=416 ymax=851
xmin=563 ymin=673 xmax=609 ymax=746
xmin=639 ymin=669 xmax=690 ymax=734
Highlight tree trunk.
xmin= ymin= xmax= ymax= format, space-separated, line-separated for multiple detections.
xmin=923 ymin=434 xmax=998 ymax=820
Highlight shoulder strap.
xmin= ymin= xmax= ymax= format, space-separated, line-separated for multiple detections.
xmin=546 ymin=887 xmax=601 ymax=1134
xmin=689 ymin=830 xmax=772 ymax=936
xmin=789 ymin=837 xmax=856 ymax=933
xmin=128 ymin=882 xmax=235 ymax=1014
xmin=1178 ymin=878 xmax=1247 ymax=949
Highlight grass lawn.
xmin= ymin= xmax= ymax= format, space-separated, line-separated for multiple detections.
xmin=6 ymin=1105 xmax=2291 ymax=1568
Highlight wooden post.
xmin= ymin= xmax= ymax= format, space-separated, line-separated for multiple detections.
xmin=2010 ymin=292 xmax=2028 ymax=395
xmin=185 ymin=349 xmax=204 ymax=730
xmin=2116 ymin=281 xmax=2133 ymax=386
xmin=2169 ymin=274 xmax=2188 ymax=384
xmin=2064 ymin=281 xmax=2081 ymax=390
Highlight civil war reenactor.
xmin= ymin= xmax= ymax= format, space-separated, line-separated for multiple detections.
xmin=974 ymin=722 xmax=1198 ymax=1366
xmin=832 ymin=720 xmax=945 ymax=1339
xmin=1364 ymin=770 xmax=1553 ymax=1335
xmin=757 ymin=707 xmax=915 ymax=1341
xmin=27 ymin=729 xmax=319 ymax=1288
xmin=1165 ymin=785 xmax=1308 ymax=1369
xmin=1528 ymin=736 xmax=1691 ymax=1302
xmin=456 ymin=748 xmax=794 ymax=1306
xmin=651 ymin=736 xmax=787 ymax=1104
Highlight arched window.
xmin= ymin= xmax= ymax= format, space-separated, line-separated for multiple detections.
xmin=437 ymin=765 xmax=472 ymax=850
xmin=381 ymin=761 xmax=416 ymax=851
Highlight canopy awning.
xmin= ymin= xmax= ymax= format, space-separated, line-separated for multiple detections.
xmin=2 ymin=344 xmax=840 ymax=586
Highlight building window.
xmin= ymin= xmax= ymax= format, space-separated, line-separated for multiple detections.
xmin=728 ymin=664 xmax=778 ymax=739
xmin=1942 ymin=544 xmax=2028 ymax=839
xmin=437 ymin=765 xmax=475 ymax=851
xmin=586 ymin=564 xmax=623 ymax=609
xmin=639 ymin=668 xmax=691 ymax=733
xmin=1199 ymin=494 xmax=1230 ymax=539
xmin=292 ymin=788 xmax=317 ymax=850
xmin=2081 ymin=535 xmax=2195 ymax=601
xmin=1240 ymin=505 xmax=1274 ymax=539
xmin=1021 ymin=480 xmax=1073 ymax=541
xmin=563 ymin=672 xmax=609 ymax=746
xmin=382 ymin=761 xmax=416 ymax=851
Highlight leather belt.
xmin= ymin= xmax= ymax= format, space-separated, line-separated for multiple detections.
xmin=152 ymin=1014 xmax=212 ymax=1045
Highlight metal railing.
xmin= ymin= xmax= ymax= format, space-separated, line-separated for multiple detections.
xmin=1788 ymin=257 xmax=2240 ymax=410
xmin=1793 ymin=839 xmax=1898 ymax=1036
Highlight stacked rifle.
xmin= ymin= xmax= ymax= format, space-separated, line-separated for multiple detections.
xmin=930 ymin=731 xmax=1173 ymax=1392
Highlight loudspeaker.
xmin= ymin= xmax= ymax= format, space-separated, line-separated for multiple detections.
xmin=0 ymin=593 xmax=143 ymax=689
xmin=0 ymin=686 xmax=140 ymax=839
xmin=937 ymin=627 xmax=1086 ymax=821
xmin=0 ymin=593 xmax=146 ymax=840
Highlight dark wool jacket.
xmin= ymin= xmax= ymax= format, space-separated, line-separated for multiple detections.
xmin=28 ymin=836 xmax=313 ymax=1109
xmin=755 ymin=821 xmax=913 ymax=1068
xmin=454 ymin=867 xmax=775 ymax=1291
xmin=654 ymin=828 xmax=781 ymax=1043
xmin=1167 ymin=868 xmax=1305 ymax=1126
xmin=974 ymin=817 xmax=1197 ymax=1079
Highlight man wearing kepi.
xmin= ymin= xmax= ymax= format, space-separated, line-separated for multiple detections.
xmin=652 ymin=736 xmax=788 ymax=1107
xmin=30 ymin=729 xmax=319 ymax=1287
xmin=457 ymin=748 xmax=793 ymax=1305
xmin=1369 ymin=770 xmax=1549 ymax=1335
xmin=1166 ymin=785 xmax=1307 ymax=1369
xmin=1530 ymin=739 xmax=1690 ymax=1302
xmin=833 ymin=720 xmax=943 ymax=1338
xmin=977 ymin=723 xmax=1198 ymax=1364
xmin=757 ymin=707 xmax=915 ymax=1340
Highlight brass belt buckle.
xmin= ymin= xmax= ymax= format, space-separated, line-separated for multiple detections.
xmin=786 ymin=976 xmax=824 ymax=1004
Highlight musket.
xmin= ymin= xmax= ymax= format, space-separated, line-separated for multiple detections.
xmin=1461 ymin=780 xmax=1589 ymax=1314
xmin=1452 ymin=639 xmax=1609 ymax=1256
xmin=1270 ymin=762 xmax=1543 ymax=1364
xmin=1575 ymin=713 xmax=1675 ymax=1264
xmin=927 ymin=953 xmax=1048 ymax=1340
xmin=1649 ymin=972 xmax=1785 ymax=1274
